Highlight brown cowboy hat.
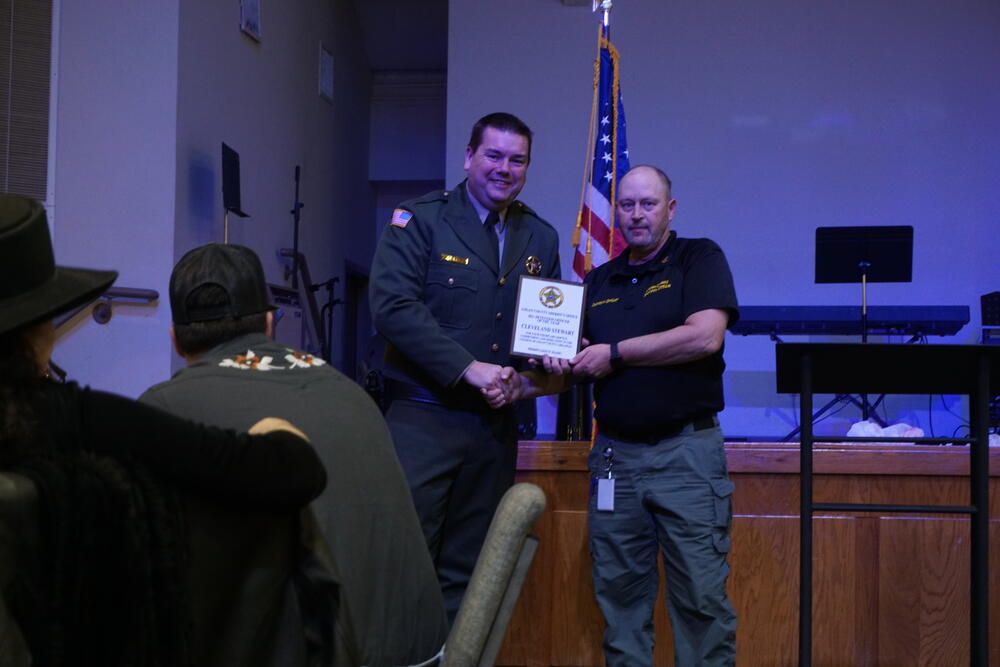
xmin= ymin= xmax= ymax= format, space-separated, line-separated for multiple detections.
xmin=0 ymin=194 xmax=118 ymax=336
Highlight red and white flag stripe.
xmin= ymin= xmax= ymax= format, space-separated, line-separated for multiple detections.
xmin=572 ymin=184 xmax=626 ymax=280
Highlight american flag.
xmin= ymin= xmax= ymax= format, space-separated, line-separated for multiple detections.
xmin=572 ymin=24 xmax=630 ymax=279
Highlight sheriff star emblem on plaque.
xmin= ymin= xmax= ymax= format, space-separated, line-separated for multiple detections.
xmin=539 ymin=285 xmax=564 ymax=308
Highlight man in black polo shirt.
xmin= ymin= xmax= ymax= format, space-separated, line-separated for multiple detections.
xmin=502 ymin=165 xmax=739 ymax=665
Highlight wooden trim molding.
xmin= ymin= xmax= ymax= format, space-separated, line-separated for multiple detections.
xmin=517 ymin=440 xmax=1000 ymax=476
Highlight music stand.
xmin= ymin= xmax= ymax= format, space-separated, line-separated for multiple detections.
xmin=221 ymin=143 xmax=250 ymax=243
xmin=815 ymin=225 xmax=913 ymax=343
xmin=812 ymin=226 xmax=913 ymax=423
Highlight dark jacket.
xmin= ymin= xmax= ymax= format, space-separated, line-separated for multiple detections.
xmin=1 ymin=381 xmax=324 ymax=667
xmin=370 ymin=180 xmax=561 ymax=393
xmin=141 ymin=334 xmax=448 ymax=666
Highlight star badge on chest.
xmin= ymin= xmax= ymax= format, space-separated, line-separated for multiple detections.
xmin=525 ymin=255 xmax=542 ymax=275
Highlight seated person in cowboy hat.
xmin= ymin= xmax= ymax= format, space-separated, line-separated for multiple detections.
xmin=0 ymin=194 xmax=323 ymax=667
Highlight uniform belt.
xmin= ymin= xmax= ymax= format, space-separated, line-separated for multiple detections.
xmin=383 ymin=378 xmax=446 ymax=406
xmin=601 ymin=415 xmax=717 ymax=444
xmin=383 ymin=378 xmax=491 ymax=412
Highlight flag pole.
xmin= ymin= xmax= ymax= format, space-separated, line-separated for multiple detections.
xmin=573 ymin=0 xmax=628 ymax=279
xmin=598 ymin=0 xmax=614 ymax=270
xmin=599 ymin=0 xmax=623 ymax=260
xmin=572 ymin=23 xmax=603 ymax=255
xmin=574 ymin=0 xmax=616 ymax=275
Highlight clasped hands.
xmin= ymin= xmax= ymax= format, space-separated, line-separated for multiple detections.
xmin=463 ymin=360 xmax=522 ymax=410
xmin=469 ymin=339 xmax=614 ymax=410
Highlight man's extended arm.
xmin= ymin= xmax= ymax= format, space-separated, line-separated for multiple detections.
xmin=370 ymin=209 xmax=479 ymax=388
xmin=488 ymin=308 xmax=729 ymax=409
xmin=369 ymin=208 xmax=522 ymax=404
xmin=570 ymin=308 xmax=729 ymax=378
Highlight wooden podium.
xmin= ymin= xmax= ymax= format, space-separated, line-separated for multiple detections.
xmin=776 ymin=343 xmax=1000 ymax=667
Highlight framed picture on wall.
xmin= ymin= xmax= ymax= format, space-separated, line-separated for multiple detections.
xmin=319 ymin=44 xmax=334 ymax=102
xmin=240 ymin=0 xmax=261 ymax=41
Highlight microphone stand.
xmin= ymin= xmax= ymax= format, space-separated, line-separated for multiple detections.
xmin=317 ymin=278 xmax=342 ymax=363
xmin=859 ymin=260 xmax=871 ymax=419
xmin=290 ymin=166 xmax=304 ymax=289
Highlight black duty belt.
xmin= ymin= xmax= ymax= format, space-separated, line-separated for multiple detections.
xmin=383 ymin=378 xmax=445 ymax=405
xmin=600 ymin=415 xmax=717 ymax=444
xmin=383 ymin=377 xmax=492 ymax=413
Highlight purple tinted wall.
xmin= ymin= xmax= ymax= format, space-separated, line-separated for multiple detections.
xmin=448 ymin=0 xmax=1000 ymax=438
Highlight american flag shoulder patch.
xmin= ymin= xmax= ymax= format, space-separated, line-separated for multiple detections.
xmin=391 ymin=208 xmax=413 ymax=228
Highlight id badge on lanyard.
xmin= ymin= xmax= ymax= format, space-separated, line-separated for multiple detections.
xmin=596 ymin=446 xmax=615 ymax=512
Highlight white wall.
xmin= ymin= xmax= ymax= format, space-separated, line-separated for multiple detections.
xmin=448 ymin=0 xmax=1000 ymax=438
xmin=52 ymin=0 xmax=180 ymax=397
xmin=173 ymin=0 xmax=372 ymax=374
xmin=51 ymin=0 xmax=373 ymax=395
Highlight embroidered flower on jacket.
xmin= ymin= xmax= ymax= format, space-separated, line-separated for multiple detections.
xmin=285 ymin=350 xmax=326 ymax=368
xmin=219 ymin=350 xmax=282 ymax=371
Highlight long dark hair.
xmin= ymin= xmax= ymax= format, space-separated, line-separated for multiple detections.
xmin=0 ymin=324 xmax=46 ymax=463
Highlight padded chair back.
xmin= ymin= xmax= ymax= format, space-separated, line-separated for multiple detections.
xmin=0 ymin=470 xmax=332 ymax=667
xmin=0 ymin=472 xmax=40 ymax=667
xmin=443 ymin=482 xmax=546 ymax=667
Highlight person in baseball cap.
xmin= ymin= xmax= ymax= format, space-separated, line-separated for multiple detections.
xmin=169 ymin=242 xmax=276 ymax=326
xmin=167 ymin=242 xmax=278 ymax=360
xmin=144 ymin=241 xmax=451 ymax=665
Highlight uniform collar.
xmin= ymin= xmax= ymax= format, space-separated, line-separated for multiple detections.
xmin=610 ymin=231 xmax=677 ymax=278
xmin=464 ymin=182 xmax=507 ymax=230
xmin=444 ymin=181 xmax=529 ymax=276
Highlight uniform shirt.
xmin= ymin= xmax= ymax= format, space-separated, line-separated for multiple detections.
xmin=370 ymin=180 xmax=560 ymax=394
xmin=465 ymin=182 xmax=509 ymax=259
xmin=584 ymin=231 xmax=739 ymax=437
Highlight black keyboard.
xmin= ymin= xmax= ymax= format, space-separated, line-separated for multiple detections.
xmin=730 ymin=305 xmax=969 ymax=337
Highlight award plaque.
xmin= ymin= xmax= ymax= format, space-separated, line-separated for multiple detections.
xmin=510 ymin=276 xmax=586 ymax=360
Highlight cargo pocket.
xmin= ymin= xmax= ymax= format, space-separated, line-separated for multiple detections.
xmin=710 ymin=477 xmax=735 ymax=554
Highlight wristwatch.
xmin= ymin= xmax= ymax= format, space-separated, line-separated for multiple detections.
xmin=609 ymin=341 xmax=626 ymax=371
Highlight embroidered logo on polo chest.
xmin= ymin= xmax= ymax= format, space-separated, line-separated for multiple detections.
xmin=643 ymin=280 xmax=672 ymax=297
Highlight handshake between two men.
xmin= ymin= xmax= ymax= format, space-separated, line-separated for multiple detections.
xmin=464 ymin=339 xmax=615 ymax=409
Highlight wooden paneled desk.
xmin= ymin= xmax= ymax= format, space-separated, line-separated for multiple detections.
xmin=497 ymin=440 xmax=1000 ymax=666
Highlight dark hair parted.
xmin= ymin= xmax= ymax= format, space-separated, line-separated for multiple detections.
xmin=468 ymin=112 xmax=533 ymax=159
xmin=172 ymin=284 xmax=267 ymax=357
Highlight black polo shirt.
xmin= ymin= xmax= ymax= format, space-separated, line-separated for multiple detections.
xmin=583 ymin=231 xmax=739 ymax=438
